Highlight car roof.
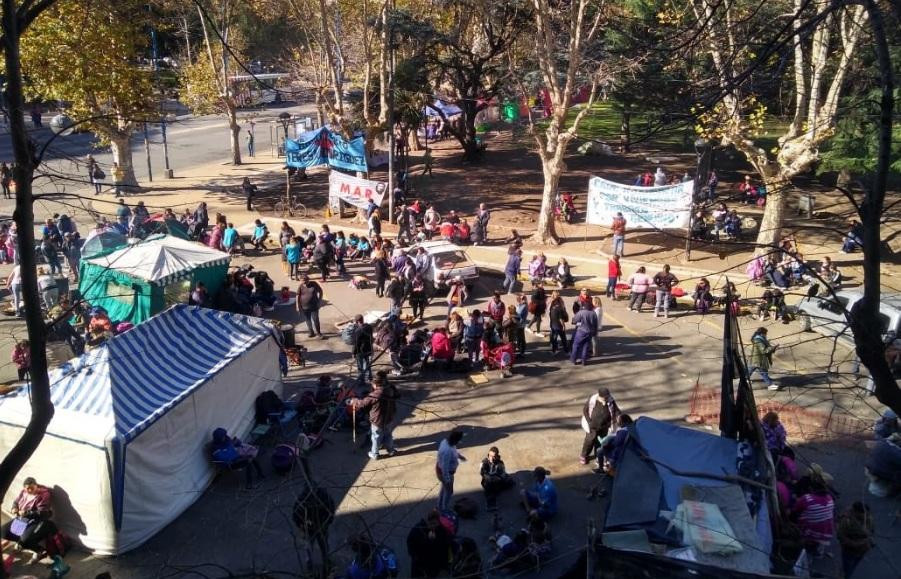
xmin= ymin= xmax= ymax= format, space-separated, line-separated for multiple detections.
xmin=825 ymin=289 xmax=901 ymax=312
xmin=413 ymin=241 xmax=463 ymax=253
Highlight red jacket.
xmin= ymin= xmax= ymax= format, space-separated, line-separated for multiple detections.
xmin=607 ymin=260 xmax=621 ymax=278
xmin=431 ymin=331 xmax=454 ymax=360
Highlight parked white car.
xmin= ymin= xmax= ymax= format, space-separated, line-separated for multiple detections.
xmin=797 ymin=289 xmax=901 ymax=347
xmin=410 ymin=241 xmax=479 ymax=292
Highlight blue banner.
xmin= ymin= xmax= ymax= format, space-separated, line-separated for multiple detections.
xmin=285 ymin=127 xmax=367 ymax=172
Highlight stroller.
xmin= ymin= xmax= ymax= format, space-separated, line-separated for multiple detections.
xmin=481 ymin=341 xmax=514 ymax=377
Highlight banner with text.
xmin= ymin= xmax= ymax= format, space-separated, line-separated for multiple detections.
xmin=285 ymin=127 xmax=367 ymax=172
xmin=328 ymin=171 xmax=387 ymax=210
xmin=586 ymin=176 xmax=693 ymax=229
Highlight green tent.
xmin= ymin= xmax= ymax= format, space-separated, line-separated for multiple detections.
xmin=78 ymin=235 xmax=230 ymax=325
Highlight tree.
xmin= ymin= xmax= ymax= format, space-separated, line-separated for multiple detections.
xmin=424 ymin=0 xmax=524 ymax=161
xmin=686 ymin=0 xmax=870 ymax=253
xmin=20 ymin=0 xmax=156 ymax=190
xmin=0 ymin=1 xmax=61 ymax=576
xmin=525 ymin=0 xmax=605 ymax=244
xmin=183 ymin=0 xmax=245 ymax=165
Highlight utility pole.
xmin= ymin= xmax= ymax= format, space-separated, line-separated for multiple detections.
xmin=386 ymin=1 xmax=396 ymax=224
xmin=149 ymin=7 xmax=172 ymax=177
xmin=143 ymin=123 xmax=153 ymax=181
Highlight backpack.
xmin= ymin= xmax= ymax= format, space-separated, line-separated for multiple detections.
xmin=453 ymin=496 xmax=479 ymax=519
xmin=255 ymin=390 xmax=284 ymax=424
xmin=439 ymin=510 xmax=458 ymax=536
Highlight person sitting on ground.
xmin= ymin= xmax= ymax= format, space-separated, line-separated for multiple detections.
xmin=764 ymin=255 xmax=789 ymax=289
xmin=739 ymin=175 xmax=757 ymax=204
xmin=344 ymin=534 xmax=388 ymax=579
xmin=554 ymin=258 xmax=575 ymax=288
xmin=693 ymin=277 xmax=713 ymax=313
xmin=251 ymin=219 xmax=269 ymax=250
xmin=790 ymin=465 xmax=835 ymax=555
xmin=489 ymin=530 xmax=531 ymax=573
xmin=447 ymin=311 xmax=465 ymax=353
xmin=520 ymin=466 xmax=558 ymax=521
xmin=819 ymin=256 xmax=842 ymax=287
xmin=528 ymin=254 xmax=547 ymax=287
xmin=691 ymin=210 xmax=709 ymax=240
xmin=2 ymin=477 xmax=57 ymax=563
xmin=724 ymin=209 xmax=742 ymax=239
xmin=429 ymin=327 xmax=455 ymax=366
xmin=480 ymin=446 xmax=514 ymax=506
xmin=841 ymin=219 xmax=864 ymax=253
xmin=210 ymin=427 xmax=264 ymax=488
xmin=406 ymin=509 xmax=452 ymax=578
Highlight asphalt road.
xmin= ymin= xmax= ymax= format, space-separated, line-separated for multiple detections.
xmin=39 ymin=246 xmax=896 ymax=579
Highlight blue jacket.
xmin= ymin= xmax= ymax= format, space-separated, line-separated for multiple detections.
xmin=505 ymin=254 xmax=521 ymax=276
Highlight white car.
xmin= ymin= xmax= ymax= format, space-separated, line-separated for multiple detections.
xmin=410 ymin=241 xmax=479 ymax=292
xmin=797 ymin=289 xmax=901 ymax=347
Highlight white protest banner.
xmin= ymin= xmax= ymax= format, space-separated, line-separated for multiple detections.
xmin=328 ymin=171 xmax=387 ymax=210
xmin=586 ymin=176 xmax=693 ymax=229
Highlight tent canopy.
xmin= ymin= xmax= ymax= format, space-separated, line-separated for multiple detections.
xmin=83 ymin=235 xmax=228 ymax=286
xmin=81 ymin=229 xmax=128 ymax=259
xmin=33 ymin=305 xmax=277 ymax=447
xmin=424 ymin=99 xmax=462 ymax=118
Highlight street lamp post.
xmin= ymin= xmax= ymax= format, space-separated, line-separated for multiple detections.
xmin=149 ymin=8 xmax=172 ymax=178
xmin=685 ymin=137 xmax=709 ymax=262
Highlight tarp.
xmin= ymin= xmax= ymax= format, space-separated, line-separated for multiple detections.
xmin=81 ymin=229 xmax=128 ymax=259
xmin=78 ymin=235 xmax=230 ymax=324
xmin=284 ymin=126 xmax=367 ymax=172
xmin=424 ymin=99 xmax=462 ymax=118
xmin=586 ymin=176 xmax=693 ymax=229
xmin=0 ymin=305 xmax=282 ymax=554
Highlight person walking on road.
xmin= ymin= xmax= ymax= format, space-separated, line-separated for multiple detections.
xmin=627 ymin=266 xmax=651 ymax=312
xmin=570 ymin=298 xmax=599 ymax=365
xmin=653 ymin=264 xmax=679 ymax=319
xmin=580 ymin=388 xmax=619 ymax=466
xmin=548 ymin=292 xmax=569 ymax=354
xmin=1 ymin=162 xmax=12 ymax=199
xmin=749 ymin=327 xmax=779 ymax=390
xmin=503 ymin=248 xmax=522 ymax=295
xmin=436 ymin=429 xmax=465 ymax=512
xmin=351 ymin=373 xmax=399 ymax=460
xmin=242 ymin=177 xmax=258 ymax=211
xmin=296 ymin=274 xmax=325 ymax=339
xmin=352 ymin=314 xmax=374 ymax=382
xmin=611 ymin=212 xmax=626 ymax=257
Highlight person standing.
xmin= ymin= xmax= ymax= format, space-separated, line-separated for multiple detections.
xmin=6 ymin=264 xmax=23 ymax=316
xmin=707 ymin=170 xmax=718 ymax=200
xmin=352 ymin=314 xmax=374 ymax=382
xmin=514 ymin=294 xmax=528 ymax=356
xmin=11 ymin=340 xmax=30 ymax=381
xmin=503 ymin=249 xmax=521 ymax=295
xmin=112 ymin=162 xmax=125 ymax=197
xmin=296 ymin=274 xmax=325 ymax=339
xmin=352 ymin=373 xmax=399 ymax=460
xmin=312 ymin=237 xmax=334 ymax=281
xmin=652 ymin=264 xmax=678 ymax=319
xmin=242 ymin=177 xmax=258 ymax=211
xmin=285 ymin=236 xmax=301 ymax=280
xmin=749 ymin=327 xmax=779 ymax=391
xmin=246 ymin=129 xmax=255 ymax=158
xmin=476 ymin=203 xmax=491 ymax=242
xmin=611 ymin=212 xmax=626 ymax=257
xmin=30 ymin=105 xmax=42 ymax=128
xmin=421 ymin=147 xmax=433 ymax=176
xmin=570 ymin=299 xmax=599 ymax=365
xmin=0 ymin=162 xmax=11 ymax=199
xmin=372 ymin=250 xmax=389 ymax=297
xmin=606 ymin=255 xmax=621 ymax=299
xmin=548 ymin=292 xmax=569 ymax=355
xmin=436 ymin=429 xmax=465 ymax=512
xmin=91 ymin=161 xmax=105 ymax=195
xmin=423 ymin=205 xmax=440 ymax=240
xmin=527 ymin=285 xmax=547 ymax=337
xmin=580 ymin=388 xmax=619 ymax=465
xmin=627 ymin=266 xmax=651 ymax=312
xmin=592 ymin=296 xmax=604 ymax=356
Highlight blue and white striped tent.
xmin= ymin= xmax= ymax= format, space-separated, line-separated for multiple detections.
xmin=0 ymin=305 xmax=284 ymax=555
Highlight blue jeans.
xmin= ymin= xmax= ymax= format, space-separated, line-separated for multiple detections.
xmin=503 ymin=273 xmax=517 ymax=294
xmin=654 ymin=290 xmax=670 ymax=315
xmin=356 ymin=354 xmax=372 ymax=381
xmin=437 ymin=476 xmax=454 ymax=512
xmin=370 ymin=424 xmax=394 ymax=459
xmin=612 ymin=235 xmax=624 ymax=257
xmin=550 ymin=327 xmax=568 ymax=353
xmin=606 ymin=276 xmax=617 ymax=298
xmin=748 ymin=366 xmax=773 ymax=386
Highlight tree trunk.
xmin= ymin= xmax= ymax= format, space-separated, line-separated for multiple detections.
xmin=227 ymin=102 xmax=242 ymax=165
xmin=620 ymin=110 xmax=631 ymax=153
xmin=753 ymin=175 xmax=790 ymax=253
xmin=109 ymin=132 xmax=139 ymax=190
xmin=0 ymin=2 xmax=56 ymax=567
xmin=532 ymin=157 xmax=561 ymax=244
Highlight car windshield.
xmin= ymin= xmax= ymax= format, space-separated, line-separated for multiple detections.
xmin=818 ymin=295 xmax=850 ymax=315
xmin=434 ymin=251 xmax=468 ymax=270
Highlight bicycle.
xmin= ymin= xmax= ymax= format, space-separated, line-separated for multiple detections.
xmin=274 ymin=195 xmax=307 ymax=219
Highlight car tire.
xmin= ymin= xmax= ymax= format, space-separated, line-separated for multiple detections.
xmin=799 ymin=312 xmax=812 ymax=332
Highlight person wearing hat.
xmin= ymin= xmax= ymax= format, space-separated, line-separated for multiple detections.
xmin=2 ymin=476 xmax=57 ymax=563
xmin=351 ymin=373 xmax=399 ymax=460
xmin=580 ymin=388 xmax=619 ymax=466
xmin=520 ymin=466 xmax=557 ymax=521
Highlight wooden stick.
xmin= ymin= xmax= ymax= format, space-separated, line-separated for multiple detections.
xmin=352 ymin=404 xmax=356 ymax=445
xmin=639 ymin=452 xmax=774 ymax=491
